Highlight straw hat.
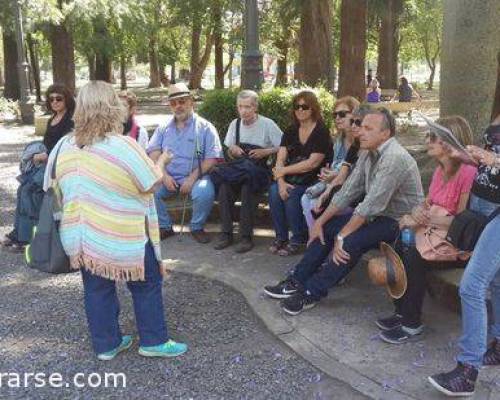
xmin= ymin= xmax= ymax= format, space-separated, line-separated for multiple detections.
xmin=167 ymin=83 xmax=192 ymax=100
xmin=367 ymin=242 xmax=407 ymax=299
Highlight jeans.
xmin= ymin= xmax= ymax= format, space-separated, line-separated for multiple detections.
xmin=269 ymin=182 xmax=308 ymax=244
xmin=81 ymin=242 xmax=168 ymax=354
xmin=469 ymin=193 xmax=498 ymax=216
xmin=393 ymin=242 xmax=465 ymax=327
xmin=457 ymin=215 xmax=500 ymax=368
xmin=218 ymin=182 xmax=256 ymax=238
xmin=154 ymin=176 xmax=215 ymax=231
xmin=291 ymin=213 xmax=400 ymax=299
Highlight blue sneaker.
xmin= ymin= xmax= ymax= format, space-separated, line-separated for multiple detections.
xmin=138 ymin=339 xmax=188 ymax=358
xmin=97 ymin=335 xmax=133 ymax=361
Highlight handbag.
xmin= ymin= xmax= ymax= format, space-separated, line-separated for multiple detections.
xmin=25 ymin=139 xmax=71 ymax=274
xmin=447 ymin=207 xmax=500 ymax=252
xmin=415 ymin=205 xmax=469 ymax=262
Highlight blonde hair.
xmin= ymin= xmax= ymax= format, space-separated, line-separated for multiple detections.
xmin=436 ymin=116 xmax=474 ymax=147
xmin=74 ymin=81 xmax=126 ymax=147
xmin=118 ymin=90 xmax=138 ymax=109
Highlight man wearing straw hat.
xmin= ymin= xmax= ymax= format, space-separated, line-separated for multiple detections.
xmin=263 ymin=108 xmax=424 ymax=315
xmin=147 ymin=83 xmax=223 ymax=243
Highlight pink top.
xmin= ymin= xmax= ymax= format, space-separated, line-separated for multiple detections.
xmin=428 ymin=164 xmax=477 ymax=215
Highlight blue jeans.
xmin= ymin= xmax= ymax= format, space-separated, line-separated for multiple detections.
xmin=81 ymin=242 xmax=168 ymax=354
xmin=269 ymin=182 xmax=308 ymax=244
xmin=457 ymin=214 xmax=500 ymax=368
xmin=291 ymin=213 xmax=400 ymax=299
xmin=154 ymin=176 xmax=215 ymax=231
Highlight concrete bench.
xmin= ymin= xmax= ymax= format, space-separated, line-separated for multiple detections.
xmin=378 ymin=100 xmax=439 ymax=115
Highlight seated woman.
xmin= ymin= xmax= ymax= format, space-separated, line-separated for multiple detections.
xmin=376 ymin=115 xmax=477 ymax=344
xmin=118 ymin=90 xmax=149 ymax=149
xmin=1 ymin=83 xmax=75 ymax=252
xmin=269 ymin=90 xmax=332 ymax=256
xmin=366 ymin=78 xmax=381 ymax=103
xmin=392 ymin=76 xmax=421 ymax=103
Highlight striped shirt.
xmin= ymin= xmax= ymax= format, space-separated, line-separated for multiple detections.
xmin=44 ymin=134 xmax=162 ymax=281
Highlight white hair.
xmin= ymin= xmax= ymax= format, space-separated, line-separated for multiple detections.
xmin=237 ymin=90 xmax=259 ymax=107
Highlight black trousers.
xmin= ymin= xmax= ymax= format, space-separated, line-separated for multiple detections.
xmin=393 ymin=242 xmax=466 ymax=327
xmin=218 ymin=182 xmax=257 ymax=238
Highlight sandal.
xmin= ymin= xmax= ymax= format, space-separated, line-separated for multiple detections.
xmin=269 ymin=239 xmax=288 ymax=254
xmin=278 ymin=242 xmax=304 ymax=257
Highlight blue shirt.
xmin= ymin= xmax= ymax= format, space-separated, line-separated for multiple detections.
xmin=147 ymin=113 xmax=222 ymax=183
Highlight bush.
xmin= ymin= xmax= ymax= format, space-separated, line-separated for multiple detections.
xmin=198 ymin=87 xmax=336 ymax=142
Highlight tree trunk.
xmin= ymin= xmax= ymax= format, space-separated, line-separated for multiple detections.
xmin=120 ymin=55 xmax=127 ymax=90
xmin=3 ymin=30 xmax=20 ymax=100
xmin=171 ymin=62 xmax=176 ymax=84
xmin=49 ymin=22 xmax=75 ymax=93
xmin=27 ymin=33 xmax=42 ymax=102
xmin=87 ymin=53 xmax=96 ymax=80
xmin=338 ymin=0 xmax=367 ymax=101
xmin=95 ymin=52 xmax=112 ymax=82
xmin=427 ymin=65 xmax=436 ymax=90
xmin=377 ymin=0 xmax=402 ymax=89
xmin=148 ymin=33 xmax=161 ymax=88
xmin=189 ymin=17 xmax=214 ymax=90
xmin=275 ymin=39 xmax=288 ymax=87
xmin=441 ymin=0 xmax=500 ymax=140
xmin=0 ymin=65 xmax=4 ymax=87
xmin=491 ymin=51 xmax=500 ymax=120
xmin=213 ymin=2 xmax=224 ymax=89
xmin=298 ymin=0 xmax=333 ymax=89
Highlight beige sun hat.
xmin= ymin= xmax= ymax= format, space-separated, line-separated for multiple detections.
xmin=367 ymin=242 xmax=407 ymax=299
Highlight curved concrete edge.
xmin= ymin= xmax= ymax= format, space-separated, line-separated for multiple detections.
xmin=168 ymin=260 xmax=417 ymax=400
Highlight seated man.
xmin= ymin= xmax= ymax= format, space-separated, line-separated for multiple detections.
xmin=213 ymin=90 xmax=283 ymax=253
xmin=264 ymin=108 xmax=424 ymax=315
xmin=147 ymin=83 xmax=223 ymax=243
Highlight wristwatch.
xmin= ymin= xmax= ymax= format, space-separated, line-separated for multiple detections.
xmin=336 ymin=234 xmax=344 ymax=244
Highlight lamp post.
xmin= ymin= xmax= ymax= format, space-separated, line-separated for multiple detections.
xmin=14 ymin=0 xmax=34 ymax=124
xmin=241 ymin=0 xmax=263 ymax=90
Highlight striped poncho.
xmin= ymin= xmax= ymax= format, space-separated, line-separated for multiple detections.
xmin=46 ymin=134 xmax=163 ymax=281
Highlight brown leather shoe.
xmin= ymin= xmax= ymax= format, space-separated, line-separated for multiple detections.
xmin=235 ymin=237 xmax=254 ymax=253
xmin=191 ymin=229 xmax=211 ymax=244
xmin=160 ymin=228 xmax=175 ymax=240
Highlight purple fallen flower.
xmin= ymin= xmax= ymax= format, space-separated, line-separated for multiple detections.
xmin=232 ymin=355 xmax=242 ymax=364
xmin=307 ymin=373 xmax=321 ymax=383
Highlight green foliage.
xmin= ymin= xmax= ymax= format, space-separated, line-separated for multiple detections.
xmin=198 ymin=87 xmax=335 ymax=141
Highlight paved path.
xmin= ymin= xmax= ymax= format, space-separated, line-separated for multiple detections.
xmin=0 ymin=125 xmax=367 ymax=399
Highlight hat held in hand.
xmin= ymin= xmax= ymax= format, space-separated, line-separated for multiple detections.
xmin=168 ymin=83 xmax=192 ymax=100
xmin=367 ymin=242 xmax=407 ymax=299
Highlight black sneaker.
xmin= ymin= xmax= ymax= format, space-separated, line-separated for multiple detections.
xmin=263 ymin=279 xmax=301 ymax=299
xmin=375 ymin=314 xmax=402 ymax=331
xmin=235 ymin=237 xmax=253 ymax=253
xmin=379 ymin=325 xmax=423 ymax=344
xmin=483 ymin=337 xmax=500 ymax=366
xmin=428 ymin=363 xmax=478 ymax=397
xmin=213 ymin=233 xmax=233 ymax=250
xmin=281 ymin=291 xmax=318 ymax=316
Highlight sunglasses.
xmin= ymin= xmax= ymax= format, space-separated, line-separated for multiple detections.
xmin=333 ymin=110 xmax=350 ymax=119
xmin=350 ymin=118 xmax=362 ymax=127
xmin=49 ymin=95 xmax=64 ymax=103
xmin=425 ymin=132 xmax=438 ymax=142
xmin=293 ymin=104 xmax=310 ymax=111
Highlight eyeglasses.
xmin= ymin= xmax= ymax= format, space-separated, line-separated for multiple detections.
xmin=49 ymin=95 xmax=64 ymax=103
xmin=293 ymin=104 xmax=310 ymax=111
xmin=350 ymin=118 xmax=362 ymax=127
xmin=170 ymin=98 xmax=188 ymax=107
xmin=333 ymin=110 xmax=350 ymax=119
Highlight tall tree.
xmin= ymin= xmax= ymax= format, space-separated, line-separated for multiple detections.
xmin=298 ymin=0 xmax=333 ymax=89
xmin=189 ymin=11 xmax=214 ymax=89
xmin=491 ymin=51 xmax=500 ymax=120
xmin=441 ymin=0 xmax=500 ymax=139
xmin=376 ymin=0 xmax=403 ymax=89
xmin=2 ymin=30 xmax=20 ymax=100
xmin=338 ymin=0 xmax=367 ymax=100
xmin=49 ymin=0 xmax=75 ymax=92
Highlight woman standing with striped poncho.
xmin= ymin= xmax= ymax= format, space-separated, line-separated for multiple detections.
xmin=45 ymin=81 xmax=187 ymax=360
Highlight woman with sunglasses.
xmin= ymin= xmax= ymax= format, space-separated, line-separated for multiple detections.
xmin=377 ymin=116 xmax=477 ymax=345
xmin=301 ymin=96 xmax=359 ymax=229
xmin=428 ymin=112 xmax=500 ymax=397
xmin=270 ymin=90 xmax=332 ymax=256
xmin=1 ymin=83 xmax=75 ymax=252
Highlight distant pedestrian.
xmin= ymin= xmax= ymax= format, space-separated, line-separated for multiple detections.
xmin=392 ymin=76 xmax=421 ymax=103
xmin=119 ymin=90 xmax=149 ymax=149
xmin=366 ymin=78 xmax=381 ymax=103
